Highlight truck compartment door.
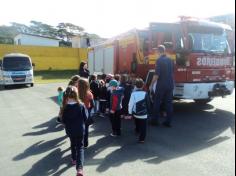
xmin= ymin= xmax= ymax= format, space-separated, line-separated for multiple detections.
xmin=88 ymin=50 xmax=94 ymax=74
xmin=94 ymin=49 xmax=104 ymax=73
xmin=104 ymin=47 xmax=115 ymax=74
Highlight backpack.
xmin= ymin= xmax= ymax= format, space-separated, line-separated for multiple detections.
xmin=133 ymin=93 xmax=149 ymax=116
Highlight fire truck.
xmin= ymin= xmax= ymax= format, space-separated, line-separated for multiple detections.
xmin=88 ymin=17 xmax=235 ymax=104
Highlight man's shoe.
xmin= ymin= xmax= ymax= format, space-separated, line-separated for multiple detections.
xmin=162 ymin=122 xmax=172 ymax=128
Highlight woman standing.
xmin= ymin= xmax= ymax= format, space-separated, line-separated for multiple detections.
xmin=79 ymin=62 xmax=90 ymax=79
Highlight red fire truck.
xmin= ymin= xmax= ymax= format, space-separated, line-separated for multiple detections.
xmin=88 ymin=17 xmax=235 ymax=104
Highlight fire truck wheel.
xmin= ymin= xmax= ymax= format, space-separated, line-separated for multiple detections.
xmin=194 ymin=99 xmax=213 ymax=105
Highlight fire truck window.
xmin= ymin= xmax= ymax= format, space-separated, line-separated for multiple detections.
xmin=152 ymin=32 xmax=158 ymax=49
xmin=163 ymin=32 xmax=172 ymax=43
xmin=143 ymin=38 xmax=149 ymax=52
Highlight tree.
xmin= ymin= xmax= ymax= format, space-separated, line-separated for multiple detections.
xmin=29 ymin=21 xmax=58 ymax=38
xmin=11 ymin=22 xmax=31 ymax=34
xmin=57 ymin=23 xmax=84 ymax=42
xmin=0 ymin=25 xmax=18 ymax=44
xmin=0 ymin=21 xmax=101 ymax=46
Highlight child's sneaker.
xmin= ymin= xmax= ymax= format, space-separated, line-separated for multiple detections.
xmin=138 ymin=140 xmax=145 ymax=144
xmin=77 ymin=169 xmax=84 ymax=176
xmin=110 ymin=133 xmax=118 ymax=137
xmin=56 ymin=117 xmax=62 ymax=124
xmin=71 ymin=159 xmax=76 ymax=165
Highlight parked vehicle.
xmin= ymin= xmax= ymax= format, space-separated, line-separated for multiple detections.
xmin=0 ymin=53 xmax=34 ymax=88
xmin=88 ymin=17 xmax=235 ymax=104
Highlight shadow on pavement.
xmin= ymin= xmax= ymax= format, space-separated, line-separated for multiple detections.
xmin=13 ymin=136 xmax=67 ymax=161
xmin=23 ymin=117 xmax=64 ymax=136
xmin=49 ymin=96 xmax=58 ymax=105
xmin=0 ymin=84 xmax=30 ymax=91
xmin=22 ymin=148 xmax=72 ymax=176
xmin=85 ymin=101 xmax=235 ymax=172
xmin=16 ymin=101 xmax=234 ymax=175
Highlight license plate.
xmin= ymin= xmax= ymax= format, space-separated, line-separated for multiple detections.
xmin=14 ymin=78 xmax=24 ymax=81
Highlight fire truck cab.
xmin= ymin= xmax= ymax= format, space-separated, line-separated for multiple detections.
xmin=88 ymin=18 xmax=235 ymax=104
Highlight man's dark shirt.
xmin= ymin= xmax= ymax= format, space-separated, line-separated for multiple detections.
xmin=155 ymin=54 xmax=174 ymax=90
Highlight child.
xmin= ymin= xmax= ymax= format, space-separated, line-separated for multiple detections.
xmin=90 ymin=74 xmax=100 ymax=114
xmin=99 ymin=80 xmax=108 ymax=116
xmin=109 ymin=80 xmax=124 ymax=137
xmin=57 ymin=86 xmax=64 ymax=123
xmin=128 ymin=78 xmax=149 ymax=143
xmin=79 ymin=78 xmax=94 ymax=148
xmin=62 ymin=86 xmax=87 ymax=176
xmin=71 ymin=75 xmax=80 ymax=85
xmin=114 ymin=74 xmax=121 ymax=86
xmin=120 ymin=74 xmax=134 ymax=118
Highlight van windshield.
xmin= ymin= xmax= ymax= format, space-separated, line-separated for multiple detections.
xmin=3 ymin=57 xmax=32 ymax=71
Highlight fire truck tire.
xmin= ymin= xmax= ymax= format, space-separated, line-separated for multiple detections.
xmin=194 ymin=99 xmax=213 ymax=105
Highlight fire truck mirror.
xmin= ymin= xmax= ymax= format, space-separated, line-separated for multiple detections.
xmin=163 ymin=42 xmax=174 ymax=49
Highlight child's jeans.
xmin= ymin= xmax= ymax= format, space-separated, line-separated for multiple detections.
xmin=99 ymin=100 xmax=107 ymax=113
xmin=69 ymin=135 xmax=84 ymax=170
xmin=135 ymin=118 xmax=147 ymax=141
xmin=109 ymin=110 xmax=121 ymax=135
xmin=94 ymin=100 xmax=99 ymax=113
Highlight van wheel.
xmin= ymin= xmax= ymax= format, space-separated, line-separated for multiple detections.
xmin=30 ymin=83 xmax=34 ymax=87
xmin=194 ymin=98 xmax=213 ymax=105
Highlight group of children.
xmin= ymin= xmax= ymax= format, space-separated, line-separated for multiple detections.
xmin=57 ymin=73 xmax=150 ymax=176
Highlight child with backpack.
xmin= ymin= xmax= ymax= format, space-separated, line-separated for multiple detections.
xmin=99 ymin=80 xmax=108 ymax=116
xmin=89 ymin=74 xmax=100 ymax=114
xmin=120 ymin=74 xmax=134 ymax=118
xmin=62 ymin=86 xmax=87 ymax=176
xmin=109 ymin=80 xmax=124 ymax=137
xmin=128 ymin=78 xmax=150 ymax=143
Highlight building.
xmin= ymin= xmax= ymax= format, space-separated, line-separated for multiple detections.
xmin=14 ymin=33 xmax=60 ymax=47
xmin=72 ymin=35 xmax=106 ymax=48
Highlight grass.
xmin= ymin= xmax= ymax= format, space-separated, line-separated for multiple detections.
xmin=34 ymin=70 xmax=78 ymax=84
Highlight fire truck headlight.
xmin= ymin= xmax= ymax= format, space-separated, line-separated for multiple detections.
xmin=186 ymin=61 xmax=190 ymax=67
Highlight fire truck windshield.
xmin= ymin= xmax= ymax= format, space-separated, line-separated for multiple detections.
xmin=188 ymin=33 xmax=230 ymax=54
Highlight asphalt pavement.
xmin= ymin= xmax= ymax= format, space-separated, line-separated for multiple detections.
xmin=0 ymin=83 xmax=235 ymax=176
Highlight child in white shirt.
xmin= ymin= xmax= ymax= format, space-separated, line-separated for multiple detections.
xmin=129 ymin=78 xmax=149 ymax=143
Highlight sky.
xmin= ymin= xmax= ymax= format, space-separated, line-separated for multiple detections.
xmin=0 ymin=0 xmax=235 ymax=38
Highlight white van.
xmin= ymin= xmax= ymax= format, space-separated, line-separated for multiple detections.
xmin=0 ymin=53 xmax=34 ymax=88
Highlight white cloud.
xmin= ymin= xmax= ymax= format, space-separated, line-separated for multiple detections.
xmin=0 ymin=0 xmax=234 ymax=38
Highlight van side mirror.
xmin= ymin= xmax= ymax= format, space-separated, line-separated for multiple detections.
xmin=0 ymin=60 xmax=2 ymax=68
xmin=32 ymin=63 xmax=35 ymax=67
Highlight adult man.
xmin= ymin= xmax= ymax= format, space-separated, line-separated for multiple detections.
xmin=150 ymin=45 xmax=174 ymax=127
